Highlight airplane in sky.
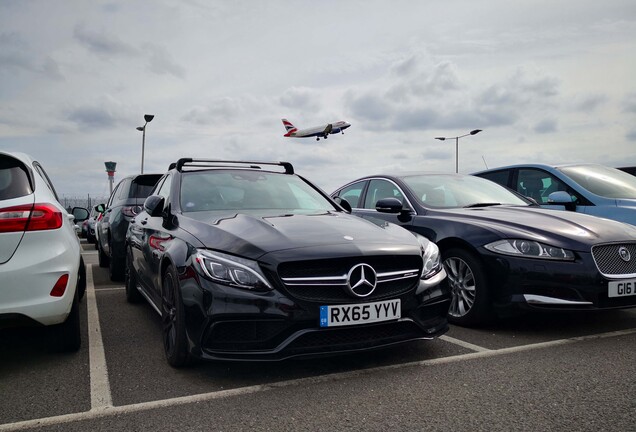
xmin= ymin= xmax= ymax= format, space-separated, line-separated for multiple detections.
xmin=282 ymin=119 xmax=351 ymax=141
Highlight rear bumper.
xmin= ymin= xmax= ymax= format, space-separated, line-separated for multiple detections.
xmin=0 ymin=231 xmax=80 ymax=327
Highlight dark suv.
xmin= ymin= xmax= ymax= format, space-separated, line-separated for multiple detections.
xmin=126 ymin=159 xmax=449 ymax=367
xmin=96 ymin=173 xmax=161 ymax=281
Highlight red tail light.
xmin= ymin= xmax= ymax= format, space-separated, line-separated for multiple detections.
xmin=50 ymin=274 xmax=69 ymax=297
xmin=0 ymin=203 xmax=63 ymax=233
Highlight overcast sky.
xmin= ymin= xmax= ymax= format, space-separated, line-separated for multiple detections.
xmin=1 ymin=0 xmax=635 ymax=200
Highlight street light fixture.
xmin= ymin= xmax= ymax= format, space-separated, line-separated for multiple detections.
xmin=136 ymin=114 xmax=155 ymax=174
xmin=435 ymin=129 xmax=483 ymax=173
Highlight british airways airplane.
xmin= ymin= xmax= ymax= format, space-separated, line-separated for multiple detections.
xmin=282 ymin=119 xmax=351 ymax=141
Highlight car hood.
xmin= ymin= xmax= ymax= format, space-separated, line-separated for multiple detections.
xmin=436 ymin=205 xmax=636 ymax=250
xmin=181 ymin=211 xmax=421 ymax=260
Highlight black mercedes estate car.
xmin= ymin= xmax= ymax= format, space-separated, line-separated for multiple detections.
xmin=125 ymin=159 xmax=449 ymax=367
xmin=332 ymin=173 xmax=636 ymax=326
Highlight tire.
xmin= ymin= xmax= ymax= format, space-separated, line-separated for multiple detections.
xmin=442 ymin=248 xmax=492 ymax=326
xmin=98 ymin=241 xmax=109 ymax=268
xmin=49 ymin=290 xmax=81 ymax=352
xmin=161 ymin=265 xmax=192 ymax=368
xmin=109 ymin=252 xmax=125 ymax=282
xmin=125 ymin=248 xmax=142 ymax=303
xmin=77 ymin=258 xmax=87 ymax=300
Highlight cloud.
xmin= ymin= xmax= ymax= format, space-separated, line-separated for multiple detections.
xmin=145 ymin=44 xmax=186 ymax=79
xmin=0 ymin=32 xmax=64 ymax=80
xmin=570 ymin=94 xmax=607 ymax=112
xmin=73 ymin=24 xmax=137 ymax=56
xmin=64 ymin=97 xmax=131 ymax=131
xmin=623 ymin=93 xmax=636 ymax=114
xmin=534 ymin=118 xmax=558 ymax=133
xmin=279 ymin=87 xmax=321 ymax=111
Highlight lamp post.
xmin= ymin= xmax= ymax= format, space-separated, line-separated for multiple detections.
xmin=136 ymin=114 xmax=154 ymax=174
xmin=435 ymin=129 xmax=483 ymax=173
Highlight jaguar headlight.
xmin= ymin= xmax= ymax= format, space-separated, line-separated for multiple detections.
xmin=484 ymin=239 xmax=575 ymax=261
xmin=414 ymin=234 xmax=442 ymax=278
xmin=195 ymin=250 xmax=273 ymax=291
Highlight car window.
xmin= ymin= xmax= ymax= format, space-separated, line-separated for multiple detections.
xmin=336 ymin=181 xmax=366 ymax=208
xmin=517 ymin=169 xmax=571 ymax=204
xmin=477 ymin=169 xmax=510 ymax=187
xmin=0 ymin=155 xmax=33 ymax=200
xmin=117 ymin=179 xmax=131 ymax=200
xmin=131 ymin=175 xmax=161 ymax=198
xmin=402 ymin=174 xmax=528 ymax=208
xmin=558 ymin=165 xmax=636 ymax=199
xmin=32 ymin=161 xmax=60 ymax=202
xmin=363 ymin=179 xmax=404 ymax=209
xmin=107 ymin=181 xmax=122 ymax=207
xmin=156 ymin=174 xmax=172 ymax=199
xmin=180 ymin=170 xmax=335 ymax=213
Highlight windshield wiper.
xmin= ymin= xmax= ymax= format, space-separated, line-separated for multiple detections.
xmin=463 ymin=202 xmax=501 ymax=208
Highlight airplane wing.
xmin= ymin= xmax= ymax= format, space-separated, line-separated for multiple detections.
xmin=322 ymin=123 xmax=333 ymax=137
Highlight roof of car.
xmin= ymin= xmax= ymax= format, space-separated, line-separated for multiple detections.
xmin=472 ymin=162 xmax=606 ymax=175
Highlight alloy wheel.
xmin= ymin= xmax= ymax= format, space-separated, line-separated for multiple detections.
xmin=444 ymin=256 xmax=477 ymax=317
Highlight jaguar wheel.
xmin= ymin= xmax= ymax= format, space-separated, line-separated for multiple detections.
xmin=442 ymin=248 xmax=492 ymax=326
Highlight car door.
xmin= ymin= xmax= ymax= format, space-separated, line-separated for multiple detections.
xmin=136 ymin=174 xmax=172 ymax=302
xmin=353 ymin=178 xmax=415 ymax=229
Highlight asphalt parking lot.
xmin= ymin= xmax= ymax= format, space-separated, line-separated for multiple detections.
xmin=1 ymin=241 xmax=635 ymax=431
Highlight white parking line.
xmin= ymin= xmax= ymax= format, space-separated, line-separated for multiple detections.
xmin=2 ymin=326 xmax=635 ymax=431
xmin=86 ymin=264 xmax=113 ymax=411
xmin=440 ymin=335 xmax=490 ymax=352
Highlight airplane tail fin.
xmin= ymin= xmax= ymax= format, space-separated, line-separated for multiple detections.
xmin=282 ymin=119 xmax=297 ymax=136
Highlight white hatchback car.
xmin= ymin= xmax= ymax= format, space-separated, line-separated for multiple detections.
xmin=0 ymin=151 xmax=89 ymax=352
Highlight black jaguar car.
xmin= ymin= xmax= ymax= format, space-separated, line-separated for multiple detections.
xmin=332 ymin=173 xmax=636 ymax=326
xmin=125 ymin=159 xmax=449 ymax=367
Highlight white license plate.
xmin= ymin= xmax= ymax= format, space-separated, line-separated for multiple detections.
xmin=319 ymin=299 xmax=401 ymax=328
xmin=608 ymin=280 xmax=636 ymax=298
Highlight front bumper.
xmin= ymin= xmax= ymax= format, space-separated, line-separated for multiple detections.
xmin=481 ymin=250 xmax=636 ymax=312
xmin=179 ymin=267 xmax=450 ymax=361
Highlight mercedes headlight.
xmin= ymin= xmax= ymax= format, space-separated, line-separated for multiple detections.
xmin=195 ymin=250 xmax=273 ymax=291
xmin=414 ymin=234 xmax=442 ymax=278
xmin=484 ymin=239 xmax=575 ymax=261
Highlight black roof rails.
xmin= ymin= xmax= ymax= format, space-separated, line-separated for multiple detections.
xmin=174 ymin=159 xmax=294 ymax=174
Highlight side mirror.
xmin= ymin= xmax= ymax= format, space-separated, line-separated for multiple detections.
xmin=71 ymin=207 xmax=90 ymax=222
xmin=333 ymin=196 xmax=352 ymax=213
xmin=547 ymin=191 xmax=577 ymax=211
xmin=96 ymin=203 xmax=106 ymax=213
xmin=144 ymin=195 xmax=165 ymax=217
xmin=376 ymin=197 xmax=404 ymax=214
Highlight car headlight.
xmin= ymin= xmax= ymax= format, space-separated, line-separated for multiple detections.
xmin=195 ymin=249 xmax=273 ymax=291
xmin=484 ymin=239 xmax=575 ymax=261
xmin=413 ymin=234 xmax=442 ymax=278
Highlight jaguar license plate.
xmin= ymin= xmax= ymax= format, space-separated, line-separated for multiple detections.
xmin=319 ymin=299 xmax=401 ymax=328
xmin=608 ymin=280 xmax=636 ymax=298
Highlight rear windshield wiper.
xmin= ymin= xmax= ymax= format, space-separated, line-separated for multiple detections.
xmin=463 ymin=202 xmax=501 ymax=208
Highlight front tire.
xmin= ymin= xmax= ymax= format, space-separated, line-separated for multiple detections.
xmin=161 ymin=265 xmax=192 ymax=368
xmin=442 ymin=248 xmax=492 ymax=326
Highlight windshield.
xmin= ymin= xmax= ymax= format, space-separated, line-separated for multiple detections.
xmin=180 ymin=170 xmax=336 ymax=214
xmin=402 ymin=174 xmax=530 ymax=208
xmin=558 ymin=164 xmax=636 ymax=199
